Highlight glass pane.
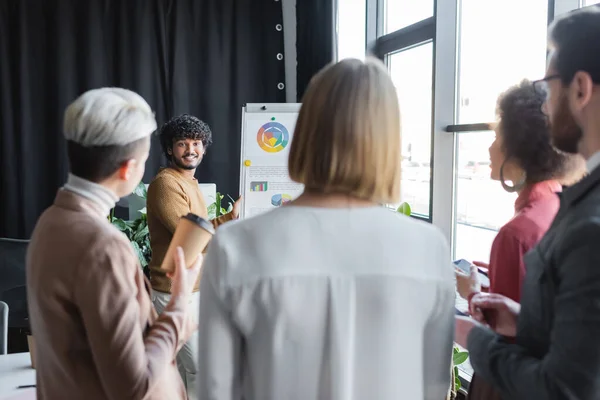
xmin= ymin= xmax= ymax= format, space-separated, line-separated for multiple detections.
xmin=389 ymin=42 xmax=433 ymax=217
xmin=454 ymin=131 xmax=517 ymax=262
xmin=457 ymin=0 xmax=548 ymax=123
xmin=584 ymin=0 xmax=600 ymax=5
xmin=384 ymin=0 xmax=434 ymax=34
xmin=337 ymin=0 xmax=366 ymax=60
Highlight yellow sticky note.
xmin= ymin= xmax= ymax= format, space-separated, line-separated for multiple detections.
xmin=244 ymin=160 xmax=252 ymax=167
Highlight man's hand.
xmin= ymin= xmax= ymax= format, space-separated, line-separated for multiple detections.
xmin=231 ymin=196 xmax=243 ymax=219
xmin=470 ymin=293 xmax=521 ymax=337
xmin=455 ymin=263 xmax=480 ymax=299
xmin=455 ymin=316 xmax=481 ymax=348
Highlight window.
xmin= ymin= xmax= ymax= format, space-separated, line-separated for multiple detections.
xmin=384 ymin=0 xmax=434 ymax=34
xmin=585 ymin=0 xmax=600 ymax=5
xmin=457 ymin=0 xmax=548 ymax=124
xmin=336 ymin=0 xmax=366 ymax=60
xmin=368 ymin=0 xmax=436 ymax=219
xmin=389 ymin=42 xmax=434 ymax=217
xmin=454 ymin=131 xmax=516 ymax=261
xmin=338 ymin=0 xmax=575 ymax=389
xmin=337 ymin=0 xmax=558 ymax=262
xmin=453 ymin=0 xmax=548 ymax=261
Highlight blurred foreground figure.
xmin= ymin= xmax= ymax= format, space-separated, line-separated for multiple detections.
xmin=198 ymin=57 xmax=455 ymax=400
xmin=27 ymin=88 xmax=201 ymax=400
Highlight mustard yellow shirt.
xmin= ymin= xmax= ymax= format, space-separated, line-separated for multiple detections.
xmin=147 ymin=167 xmax=233 ymax=293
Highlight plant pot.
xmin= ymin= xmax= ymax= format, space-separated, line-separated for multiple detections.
xmin=27 ymin=335 xmax=36 ymax=368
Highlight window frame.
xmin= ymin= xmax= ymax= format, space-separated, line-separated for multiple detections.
xmin=358 ymin=0 xmax=563 ymax=237
xmin=366 ymin=0 xmax=437 ymax=223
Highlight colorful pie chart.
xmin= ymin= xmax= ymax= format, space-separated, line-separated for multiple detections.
xmin=257 ymin=122 xmax=289 ymax=153
xmin=271 ymin=193 xmax=292 ymax=207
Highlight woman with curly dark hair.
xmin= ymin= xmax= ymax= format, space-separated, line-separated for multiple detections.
xmin=455 ymin=80 xmax=585 ymax=400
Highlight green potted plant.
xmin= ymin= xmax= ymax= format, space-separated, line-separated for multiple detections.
xmin=207 ymin=192 xmax=234 ymax=220
xmin=452 ymin=346 xmax=469 ymax=393
xmin=109 ymin=183 xmax=151 ymax=276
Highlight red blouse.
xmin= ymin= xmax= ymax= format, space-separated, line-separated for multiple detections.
xmin=485 ymin=180 xmax=562 ymax=302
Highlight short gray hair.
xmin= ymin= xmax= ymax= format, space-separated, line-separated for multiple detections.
xmin=64 ymin=87 xmax=157 ymax=147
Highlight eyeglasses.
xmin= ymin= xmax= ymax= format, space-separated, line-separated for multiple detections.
xmin=532 ymin=75 xmax=561 ymax=97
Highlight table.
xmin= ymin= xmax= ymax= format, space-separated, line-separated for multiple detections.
xmin=0 ymin=353 xmax=35 ymax=399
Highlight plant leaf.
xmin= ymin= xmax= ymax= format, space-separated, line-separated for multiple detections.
xmin=133 ymin=182 xmax=147 ymax=199
xmin=396 ymin=202 xmax=412 ymax=216
xmin=133 ymin=225 xmax=149 ymax=242
xmin=207 ymin=203 xmax=217 ymax=220
xmin=130 ymin=241 xmax=147 ymax=267
xmin=455 ymin=375 xmax=461 ymax=391
xmin=112 ymin=219 xmax=131 ymax=232
xmin=453 ymin=351 xmax=469 ymax=365
xmin=125 ymin=220 xmax=137 ymax=229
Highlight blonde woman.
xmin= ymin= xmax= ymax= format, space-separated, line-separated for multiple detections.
xmin=197 ymin=58 xmax=455 ymax=400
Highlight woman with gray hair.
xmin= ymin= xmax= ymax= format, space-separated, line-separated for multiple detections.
xmin=27 ymin=87 xmax=201 ymax=400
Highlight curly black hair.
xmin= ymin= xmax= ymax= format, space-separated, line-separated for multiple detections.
xmin=158 ymin=114 xmax=213 ymax=161
xmin=496 ymin=80 xmax=578 ymax=184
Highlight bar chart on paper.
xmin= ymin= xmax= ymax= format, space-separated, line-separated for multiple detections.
xmin=250 ymin=181 xmax=268 ymax=192
xmin=239 ymin=104 xmax=303 ymax=219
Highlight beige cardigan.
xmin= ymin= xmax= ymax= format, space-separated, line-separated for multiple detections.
xmin=27 ymin=190 xmax=188 ymax=400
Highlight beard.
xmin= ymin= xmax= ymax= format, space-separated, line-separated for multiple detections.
xmin=172 ymin=154 xmax=201 ymax=170
xmin=550 ymin=93 xmax=583 ymax=154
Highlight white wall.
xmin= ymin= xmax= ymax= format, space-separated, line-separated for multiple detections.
xmin=282 ymin=0 xmax=297 ymax=102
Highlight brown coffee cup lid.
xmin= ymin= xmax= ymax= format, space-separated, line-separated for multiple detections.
xmin=183 ymin=213 xmax=215 ymax=235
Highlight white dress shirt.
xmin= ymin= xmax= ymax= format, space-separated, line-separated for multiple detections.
xmin=198 ymin=205 xmax=455 ymax=400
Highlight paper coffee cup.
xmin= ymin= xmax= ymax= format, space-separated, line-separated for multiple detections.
xmin=160 ymin=213 xmax=215 ymax=273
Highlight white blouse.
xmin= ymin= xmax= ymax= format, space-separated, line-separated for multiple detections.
xmin=198 ymin=205 xmax=455 ymax=400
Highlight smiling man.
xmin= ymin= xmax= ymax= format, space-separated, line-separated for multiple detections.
xmin=146 ymin=114 xmax=241 ymax=398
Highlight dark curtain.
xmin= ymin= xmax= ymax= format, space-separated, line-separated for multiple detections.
xmin=296 ymin=0 xmax=335 ymax=101
xmin=0 ymin=0 xmax=285 ymax=239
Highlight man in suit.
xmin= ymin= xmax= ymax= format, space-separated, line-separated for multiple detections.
xmin=455 ymin=6 xmax=600 ymax=399
xmin=27 ymin=88 xmax=202 ymax=399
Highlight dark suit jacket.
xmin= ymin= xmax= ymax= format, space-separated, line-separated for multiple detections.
xmin=468 ymin=165 xmax=600 ymax=400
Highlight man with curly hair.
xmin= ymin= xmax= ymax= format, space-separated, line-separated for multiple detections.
xmin=146 ymin=114 xmax=241 ymax=398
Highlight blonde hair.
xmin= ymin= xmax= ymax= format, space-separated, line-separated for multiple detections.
xmin=288 ymin=57 xmax=401 ymax=203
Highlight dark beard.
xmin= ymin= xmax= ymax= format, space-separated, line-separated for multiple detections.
xmin=550 ymin=94 xmax=583 ymax=154
xmin=172 ymin=155 xmax=200 ymax=170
